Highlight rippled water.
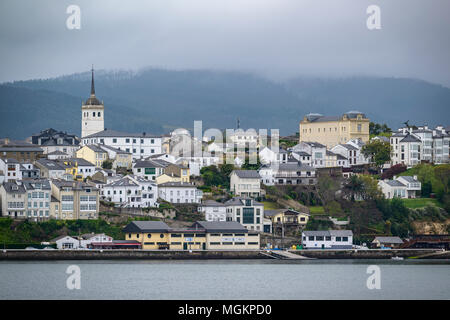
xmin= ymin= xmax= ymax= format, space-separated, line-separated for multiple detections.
xmin=0 ymin=259 xmax=449 ymax=299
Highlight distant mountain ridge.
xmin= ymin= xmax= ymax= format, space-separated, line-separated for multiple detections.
xmin=1 ymin=68 xmax=449 ymax=139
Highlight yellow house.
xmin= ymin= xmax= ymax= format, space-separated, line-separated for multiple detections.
xmin=265 ymin=209 xmax=310 ymax=226
xmin=76 ymin=145 xmax=108 ymax=168
xmin=299 ymin=111 xmax=370 ymax=148
xmin=165 ymin=164 xmax=190 ymax=182
xmin=56 ymin=158 xmax=95 ymax=181
xmin=156 ymin=173 xmax=182 ymax=185
xmin=122 ymin=220 xmax=260 ymax=250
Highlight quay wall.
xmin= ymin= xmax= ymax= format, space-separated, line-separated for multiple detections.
xmin=290 ymin=249 xmax=449 ymax=259
xmin=0 ymin=249 xmax=266 ymax=261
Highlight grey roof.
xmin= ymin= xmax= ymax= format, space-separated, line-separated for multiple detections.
xmin=0 ymin=146 xmax=44 ymax=152
xmin=106 ymin=176 xmax=139 ymax=187
xmin=303 ymin=141 xmax=326 ymax=148
xmin=98 ymin=144 xmax=131 ymax=154
xmin=400 ymin=134 xmax=421 ymax=143
xmin=35 ymin=159 xmax=65 ymax=170
xmin=231 ymin=170 xmax=261 ymax=179
xmin=278 ymin=161 xmax=315 ymax=171
xmin=57 ymin=158 xmax=95 ymax=167
xmin=200 ymin=200 xmax=226 ymax=207
xmin=1 ymin=181 xmax=26 ymax=193
xmin=384 ymin=180 xmax=406 ymax=187
xmin=22 ymin=179 xmax=51 ymax=191
xmin=372 ymin=236 xmax=403 ymax=244
xmin=122 ymin=221 xmax=170 ymax=233
xmin=86 ymin=145 xmax=107 ymax=153
xmin=191 ymin=221 xmax=248 ymax=233
xmin=224 ymin=197 xmax=263 ymax=207
xmin=134 ymin=159 xmax=170 ymax=169
xmin=339 ymin=144 xmax=358 ymax=151
xmin=51 ymin=180 xmax=98 ymax=191
xmin=293 ymin=151 xmax=311 ymax=157
xmin=398 ymin=176 xmax=418 ymax=183
xmin=83 ymin=129 xmax=160 ymax=139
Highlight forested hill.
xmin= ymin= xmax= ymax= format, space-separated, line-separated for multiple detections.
xmin=1 ymin=68 xmax=449 ymax=139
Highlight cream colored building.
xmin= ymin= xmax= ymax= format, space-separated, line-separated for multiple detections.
xmin=299 ymin=111 xmax=370 ymax=148
xmin=123 ymin=220 xmax=260 ymax=250
xmin=230 ymin=170 xmax=261 ymax=198
xmin=50 ymin=180 xmax=99 ymax=220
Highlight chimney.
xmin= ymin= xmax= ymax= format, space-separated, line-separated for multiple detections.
xmin=413 ymin=175 xmax=418 ymax=180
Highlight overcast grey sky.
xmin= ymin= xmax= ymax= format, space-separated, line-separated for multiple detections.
xmin=1 ymin=0 xmax=449 ymax=86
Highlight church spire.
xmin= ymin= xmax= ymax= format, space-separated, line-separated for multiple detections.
xmin=90 ymin=65 xmax=95 ymax=96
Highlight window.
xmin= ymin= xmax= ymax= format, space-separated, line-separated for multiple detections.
xmin=243 ymin=207 xmax=254 ymax=224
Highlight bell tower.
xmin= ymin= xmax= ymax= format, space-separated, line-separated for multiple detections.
xmin=81 ymin=66 xmax=104 ymax=138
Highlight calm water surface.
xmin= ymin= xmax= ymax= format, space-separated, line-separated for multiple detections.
xmin=0 ymin=259 xmax=449 ymax=299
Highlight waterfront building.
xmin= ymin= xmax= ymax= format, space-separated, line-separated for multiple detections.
xmin=371 ymin=236 xmax=404 ymax=249
xmin=265 ymin=209 xmax=310 ymax=229
xmin=51 ymin=235 xmax=80 ymax=249
xmin=302 ymin=230 xmax=353 ymax=249
xmin=199 ymin=197 xmax=266 ymax=232
xmin=299 ymin=111 xmax=370 ymax=148
xmin=230 ymin=170 xmax=261 ymax=198
xmin=122 ymin=220 xmax=260 ymax=250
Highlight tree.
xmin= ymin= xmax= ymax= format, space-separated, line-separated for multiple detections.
xmin=434 ymin=165 xmax=450 ymax=195
xmin=343 ymin=175 xmax=364 ymax=201
xmin=102 ymin=160 xmax=113 ymax=170
xmin=361 ymin=139 xmax=391 ymax=169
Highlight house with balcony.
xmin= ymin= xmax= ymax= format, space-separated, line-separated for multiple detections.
xmin=378 ymin=175 xmax=421 ymax=199
xmin=102 ymin=175 xmax=158 ymax=208
xmin=265 ymin=209 xmax=310 ymax=236
xmin=230 ymin=170 xmax=261 ymax=198
xmin=258 ymin=161 xmax=316 ymax=186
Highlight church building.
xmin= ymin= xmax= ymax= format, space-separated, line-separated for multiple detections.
xmin=81 ymin=67 xmax=104 ymax=138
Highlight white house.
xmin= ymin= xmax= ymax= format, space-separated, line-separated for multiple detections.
xmin=291 ymin=142 xmax=327 ymax=168
xmin=82 ymin=129 xmax=162 ymax=159
xmin=51 ymin=235 xmax=80 ymax=249
xmin=258 ymin=162 xmax=316 ymax=186
xmin=198 ymin=200 xmax=227 ymax=222
xmin=302 ymin=230 xmax=353 ymax=249
xmin=259 ymin=147 xmax=288 ymax=165
xmin=331 ymin=144 xmax=359 ymax=167
xmin=290 ymin=151 xmax=312 ymax=166
xmin=158 ymin=182 xmax=203 ymax=204
xmin=80 ymin=233 xmax=113 ymax=248
xmin=176 ymin=156 xmax=220 ymax=176
xmin=230 ymin=170 xmax=261 ymax=198
xmin=0 ymin=158 xmax=22 ymax=182
xmin=103 ymin=175 xmax=158 ymax=208
xmin=132 ymin=159 xmax=170 ymax=181
xmin=378 ymin=175 xmax=421 ymax=199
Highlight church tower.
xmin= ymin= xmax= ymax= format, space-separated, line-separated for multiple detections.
xmin=81 ymin=66 xmax=104 ymax=138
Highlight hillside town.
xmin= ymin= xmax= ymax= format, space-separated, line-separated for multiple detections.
xmin=1 ymin=68 xmax=449 ymax=252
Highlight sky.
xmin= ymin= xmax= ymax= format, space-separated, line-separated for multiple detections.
xmin=0 ymin=0 xmax=449 ymax=86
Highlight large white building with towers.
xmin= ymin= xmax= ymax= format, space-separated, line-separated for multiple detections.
xmin=81 ymin=67 xmax=104 ymax=138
